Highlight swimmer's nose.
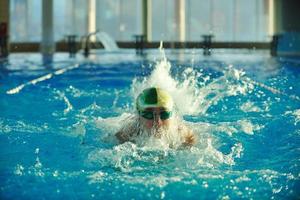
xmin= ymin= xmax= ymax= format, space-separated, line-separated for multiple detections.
xmin=154 ymin=114 xmax=163 ymax=126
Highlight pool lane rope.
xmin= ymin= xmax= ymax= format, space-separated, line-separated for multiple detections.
xmin=246 ymin=78 xmax=300 ymax=102
xmin=6 ymin=63 xmax=80 ymax=95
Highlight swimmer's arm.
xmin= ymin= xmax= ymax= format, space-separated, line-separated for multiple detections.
xmin=115 ymin=122 xmax=138 ymax=144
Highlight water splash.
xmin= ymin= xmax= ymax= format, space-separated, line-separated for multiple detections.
xmin=131 ymin=52 xmax=253 ymax=116
xmin=285 ymin=109 xmax=300 ymax=125
xmin=54 ymin=90 xmax=73 ymax=115
xmin=86 ymin=138 xmax=240 ymax=173
xmin=240 ymin=101 xmax=262 ymax=113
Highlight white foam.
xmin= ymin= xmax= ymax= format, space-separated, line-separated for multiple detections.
xmin=240 ymin=101 xmax=262 ymax=113
xmin=237 ymin=120 xmax=262 ymax=135
xmin=14 ymin=164 xmax=25 ymax=176
xmin=285 ymin=109 xmax=300 ymax=125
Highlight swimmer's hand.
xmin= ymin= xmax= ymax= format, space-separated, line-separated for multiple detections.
xmin=182 ymin=131 xmax=197 ymax=147
xmin=178 ymin=124 xmax=197 ymax=147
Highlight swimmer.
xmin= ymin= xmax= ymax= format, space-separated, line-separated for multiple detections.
xmin=115 ymin=87 xmax=196 ymax=148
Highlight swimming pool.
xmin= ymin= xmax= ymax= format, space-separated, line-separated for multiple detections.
xmin=0 ymin=49 xmax=299 ymax=199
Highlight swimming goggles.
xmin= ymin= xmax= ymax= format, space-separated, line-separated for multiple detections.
xmin=139 ymin=110 xmax=172 ymax=120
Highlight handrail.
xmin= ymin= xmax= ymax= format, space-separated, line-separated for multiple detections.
xmin=82 ymin=30 xmax=100 ymax=57
xmin=8 ymin=41 xmax=271 ymax=52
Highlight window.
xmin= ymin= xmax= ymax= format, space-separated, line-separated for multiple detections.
xmin=96 ymin=0 xmax=141 ymax=41
xmin=10 ymin=0 xmax=42 ymax=42
xmin=151 ymin=0 xmax=175 ymax=41
xmin=54 ymin=0 xmax=88 ymax=41
xmin=185 ymin=0 xmax=269 ymax=42
xmin=9 ymin=0 xmax=271 ymax=43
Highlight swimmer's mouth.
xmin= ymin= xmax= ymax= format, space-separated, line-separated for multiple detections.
xmin=150 ymin=126 xmax=166 ymax=138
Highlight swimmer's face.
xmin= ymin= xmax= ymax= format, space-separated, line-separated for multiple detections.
xmin=139 ymin=107 xmax=172 ymax=130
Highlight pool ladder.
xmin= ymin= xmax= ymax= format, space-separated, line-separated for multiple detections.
xmin=65 ymin=35 xmax=77 ymax=58
xmin=82 ymin=30 xmax=100 ymax=58
xmin=133 ymin=34 xmax=146 ymax=55
xmin=202 ymin=34 xmax=214 ymax=56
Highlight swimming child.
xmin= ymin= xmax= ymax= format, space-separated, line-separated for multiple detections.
xmin=115 ymin=87 xmax=196 ymax=148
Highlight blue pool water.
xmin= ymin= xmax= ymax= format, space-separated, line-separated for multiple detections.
xmin=0 ymin=50 xmax=300 ymax=199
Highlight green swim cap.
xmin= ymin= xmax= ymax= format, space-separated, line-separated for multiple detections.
xmin=136 ymin=87 xmax=174 ymax=111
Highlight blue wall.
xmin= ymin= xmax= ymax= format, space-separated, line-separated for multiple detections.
xmin=278 ymin=32 xmax=300 ymax=57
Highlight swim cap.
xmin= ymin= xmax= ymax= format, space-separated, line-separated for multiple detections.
xmin=136 ymin=87 xmax=174 ymax=111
